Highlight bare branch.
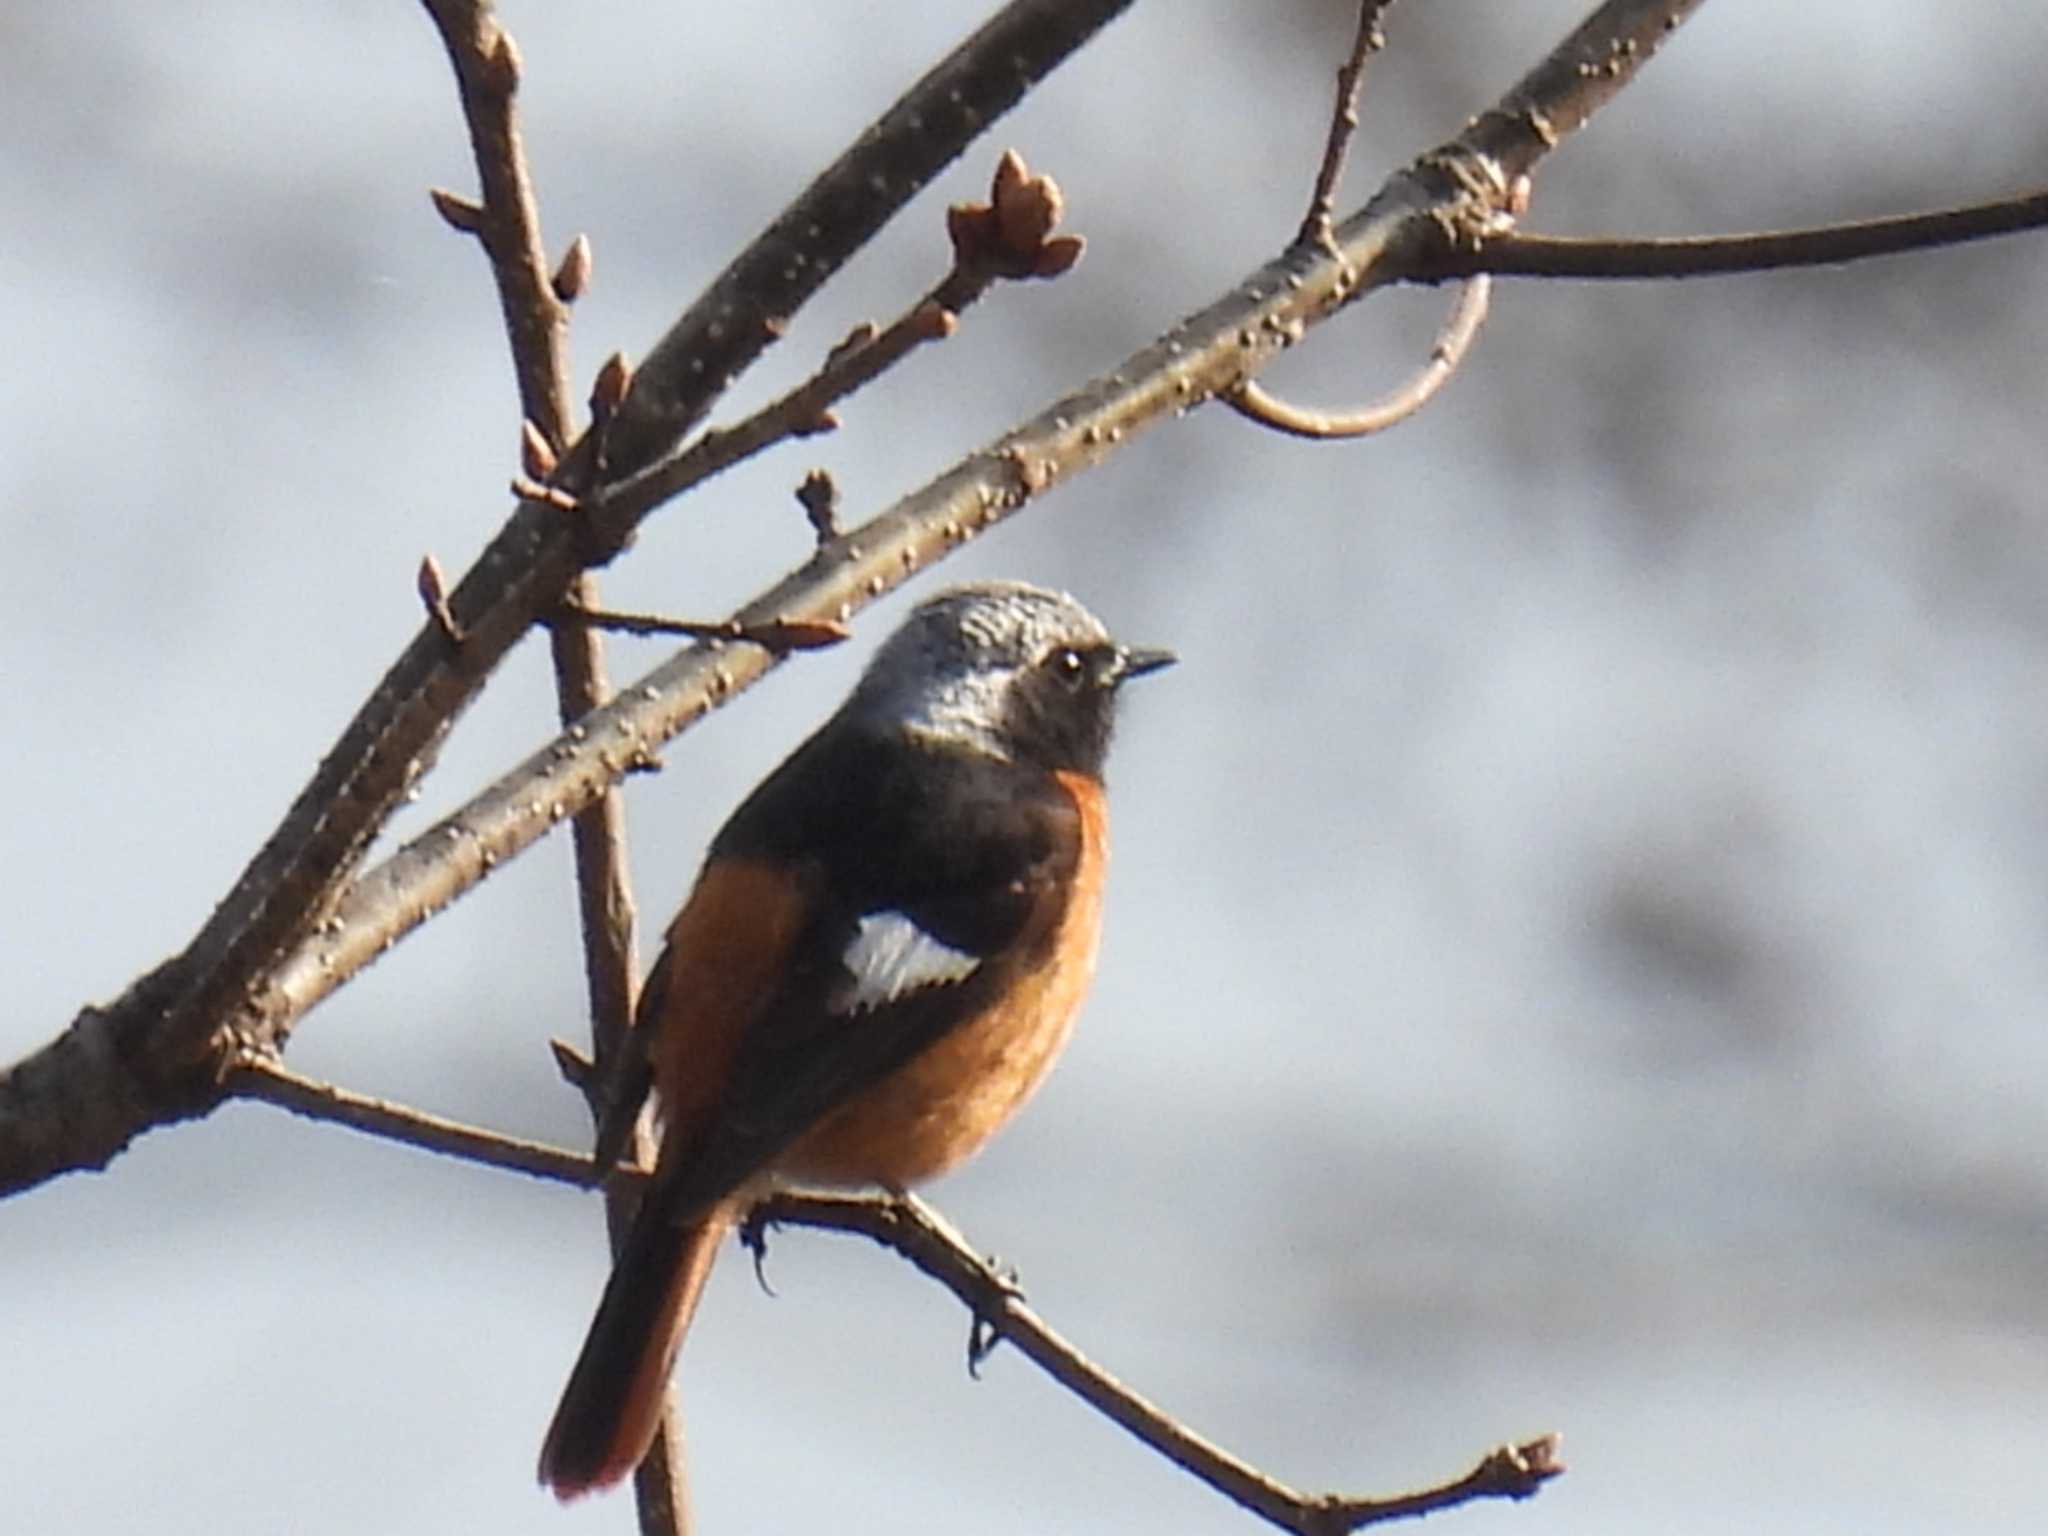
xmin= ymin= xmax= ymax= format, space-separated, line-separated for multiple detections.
xmin=757 ymin=1192 xmax=1563 ymax=1533
xmin=229 ymin=1052 xmax=603 ymax=1189
xmin=419 ymin=0 xmax=573 ymax=432
xmin=218 ymin=1056 xmax=1561 ymax=1530
xmin=1224 ymin=275 xmax=1492 ymax=440
xmin=416 ymin=4 xmax=689 ymax=1523
xmin=553 ymin=604 xmax=850 ymax=651
xmin=1454 ymin=0 xmax=1708 ymax=181
xmin=1300 ymin=2 xmax=1401 ymax=253
xmin=1433 ymin=186 xmax=2048 ymax=279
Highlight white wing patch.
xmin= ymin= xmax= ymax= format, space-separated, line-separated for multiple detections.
xmin=832 ymin=910 xmax=981 ymax=1015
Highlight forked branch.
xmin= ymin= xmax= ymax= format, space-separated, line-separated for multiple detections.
xmin=223 ymin=1051 xmax=1563 ymax=1533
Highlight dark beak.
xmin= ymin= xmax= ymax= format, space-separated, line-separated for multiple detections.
xmin=1115 ymin=645 xmax=1178 ymax=683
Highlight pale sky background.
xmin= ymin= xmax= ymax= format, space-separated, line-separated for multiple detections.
xmin=5 ymin=3 xmax=2047 ymax=1534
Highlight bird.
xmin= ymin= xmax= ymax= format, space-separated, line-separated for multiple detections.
xmin=539 ymin=579 xmax=1174 ymax=1503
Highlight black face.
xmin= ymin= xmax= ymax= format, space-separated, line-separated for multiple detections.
xmin=1001 ymin=640 xmax=1166 ymax=777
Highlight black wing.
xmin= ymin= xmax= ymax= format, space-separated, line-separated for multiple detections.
xmin=650 ymin=722 xmax=1081 ymax=1210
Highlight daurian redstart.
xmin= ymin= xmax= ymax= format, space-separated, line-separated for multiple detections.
xmin=539 ymin=580 xmax=1173 ymax=1500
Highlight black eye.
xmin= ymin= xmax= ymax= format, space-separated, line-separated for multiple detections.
xmin=1049 ymin=646 xmax=1088 ymax=688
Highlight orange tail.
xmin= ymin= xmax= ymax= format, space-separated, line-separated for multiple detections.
xmin=539 ymin=1197 xmax=736 ymax=1501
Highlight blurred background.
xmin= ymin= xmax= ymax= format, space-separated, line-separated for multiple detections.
xmin=5 ymin=3 xmax=2046 ymax=1532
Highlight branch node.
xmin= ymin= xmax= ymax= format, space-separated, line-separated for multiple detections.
xmin=428 ymin=186 xmax=486 ymax=235
xmin=520 ymin=418 xmax=561 ymax=480
xmin=910 ymin=301 xmax=959 ymax=341
xmin=416 ymin=553 xmax=464 ymax=645
xmin=591 ymin=351 xmax=634 ymax=425
xmin=796 ymin=469 xmax=842 ymax=545
xmin=552 ymin=233 xmax=593 ymax=304
xmin=549 ymin=1037 xmax=595 ymax=1089
xmin=825 ymin=321 xmax=880 ymax=369
xmin=510 ymin=475 xmax=582 ymax=511
xmin=482 ymin=30 xmax=522 ymax=95
xmin=946 ymin=149 xmax=1085 ymax=282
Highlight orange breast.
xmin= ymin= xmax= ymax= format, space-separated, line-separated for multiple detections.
xmin=777 ymin=770 xmax=1109 ymax=1189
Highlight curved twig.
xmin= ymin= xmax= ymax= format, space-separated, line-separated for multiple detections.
xmin=1224 ymin=274 xmax=1491 ymax=440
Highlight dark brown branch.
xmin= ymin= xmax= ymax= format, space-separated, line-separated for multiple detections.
xmin=594 ymin=0 xmax=1137 ymax=481
xmin=758 ymin=1193 xmax=1563 ymax=1533
xmin=417 ymin=4 xmax=688 ymax=1524
xmin=419 ymin=0 xmax=572 ymax=430
xmin=1433 ymin=186 xmax=2048 ymax=279
xmin=3 ymin=0 xmax=1705 ymax=1195
xmin=229 ymin=1052 xmax=605 ymax=1189
xmin=1299 ymin=2 xmax=1401 ymax=252
xmin=1224 ymin=275 xmax=1492 ymax=440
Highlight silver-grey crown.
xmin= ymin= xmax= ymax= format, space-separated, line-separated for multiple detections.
xmin=848 ymin=581 xmax=1112 ymax=753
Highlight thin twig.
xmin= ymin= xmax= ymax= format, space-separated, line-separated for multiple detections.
xmin=601 ymin=150 xmax=1084 ymax=528
xmin=229 ymin=1052 xmax=606 ymax=1189
xmin=417 ymin=4 xmax=686 ymax=1525
xmin=1224 ymin=275 xmax=1491 ymax=440
xmin=1433 ymin=185 xmax=2048 ymax=279
xmin=1299 ymin=2 xmax=1401 ymax=253
xmin=419 ymin=0 xmax=573 ymax=430
xmin=553 ymin=603 xmax=850 ymax=651
xmin=756 ymin=1192 xmax=1564 ymax=1534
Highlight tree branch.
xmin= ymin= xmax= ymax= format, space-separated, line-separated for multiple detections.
xmin=416 ymin=4 xmax=694 ymax=1525
xmin=214 ymin=1055 xmax=1571 ymax=1536
xmin=228 ymin=1051 xmax=604 ymax=1189
xmin=1432 ymin=186 xmax=2048 ymax=279
xmin=1299 ymin=2 xmax=1402 ymax=253
xmin=1224 ymin=275 xmax=1492 ymax=440
xmin=756 ymin=1192 xmax=1563 ymax=1534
